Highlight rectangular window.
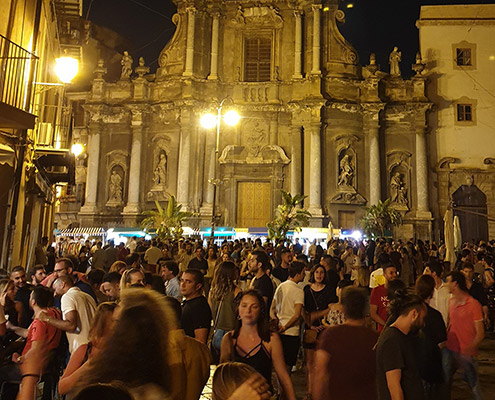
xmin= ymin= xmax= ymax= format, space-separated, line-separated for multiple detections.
xmin=457 ymin=104 xmax=472 ymax=121
xmin=244 ymin=38 xmax=271 ymax=82
xmin=456 ymin=48 xmax=472 ymax=66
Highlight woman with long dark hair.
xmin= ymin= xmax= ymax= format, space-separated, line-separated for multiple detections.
xmin=208 ymin=261 xmax=242 ymax=358
xmin=76 ymin=289 xmax=176 ymax=399
xmin=220 ymin=290 xmax=296 ymax=400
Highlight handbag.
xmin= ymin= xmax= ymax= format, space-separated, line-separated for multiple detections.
xmin=208 ymin=298 xmax=224 ymax=364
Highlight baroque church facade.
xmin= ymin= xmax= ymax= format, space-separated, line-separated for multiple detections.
xmin=67 ymin=0 xmax=435 ymax=240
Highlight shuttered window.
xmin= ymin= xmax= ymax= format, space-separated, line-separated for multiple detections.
xmin=244 ymin=38 xmax=271 ymax=82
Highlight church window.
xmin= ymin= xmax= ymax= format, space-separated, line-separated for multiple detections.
xmin=244 ymin=37 xmax=271 ymax=82
xmin=456 ymin=48 xmax=472 ymax=66
xmin=457 ymin=104 xmax=472 ymax=121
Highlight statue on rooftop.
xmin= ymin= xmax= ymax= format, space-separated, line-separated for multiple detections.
xmin=389 ymin=46 xmax=401 ymax=77
xmin=121 ymin=51 xmax=133 ymax=80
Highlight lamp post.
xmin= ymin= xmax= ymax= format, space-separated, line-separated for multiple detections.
xmin=200 ymin=98 xmax=240 ymax=243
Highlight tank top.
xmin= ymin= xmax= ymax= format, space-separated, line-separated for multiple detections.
xmin=233 ymin=339 xmax=272 ymax=384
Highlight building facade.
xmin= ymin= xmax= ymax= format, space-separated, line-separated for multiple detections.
xmin=67 ymin=0 xmax=435 ymax=240
xmin=418 ymin=4 xmax=495 ymax=242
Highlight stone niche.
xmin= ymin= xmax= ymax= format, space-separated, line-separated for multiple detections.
xmin=331 ymin=134 xmax=366 ymax=205
xmin=105 ymin=150 xmax=128 ymax=207
xmin=387 ymin=150 xmax=412 ymax=211
xmin=147 ymin=134 xmax=172 ymax=201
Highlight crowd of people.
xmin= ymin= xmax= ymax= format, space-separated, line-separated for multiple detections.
xmin=0 ymin=234 xmax=494 ymax=400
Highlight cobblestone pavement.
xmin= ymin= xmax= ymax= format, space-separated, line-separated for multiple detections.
xmin=201 ymin=332 xmax=495 ymax=399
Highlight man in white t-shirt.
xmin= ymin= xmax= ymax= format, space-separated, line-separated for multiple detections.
xmin=424 ymin=260 xmax=450 ymax=324
xmin=40 ymin=275 xmax=96 ymax=354
xmin=270 ymin=261 xmax=306 ymax=371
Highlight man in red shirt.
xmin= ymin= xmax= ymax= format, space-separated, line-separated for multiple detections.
xmin=370 ymin=264 xmax=397 ymax=332
xmin=0 ymin=286 xmax=61 ymax=381
xmin=444 ymin=271 xmax=484 ymax=400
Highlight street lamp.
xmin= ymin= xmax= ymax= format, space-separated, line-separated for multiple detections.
xmin=71 ymin=143 xmax=84 ymax=157
xmin=55 ymin=56 xmax=79 ymax=84
xmin=200 ymin=98 xmax=240 ymax=243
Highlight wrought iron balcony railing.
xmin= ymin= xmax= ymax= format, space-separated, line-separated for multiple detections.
xmin=0 ymin=34 xmax=38 ymax=112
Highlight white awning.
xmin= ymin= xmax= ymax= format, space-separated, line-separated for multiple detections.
xmin=57 ymin=227 xmax=106 ymax=236
xmin=0 ymin=143 xmax=15 ymax=167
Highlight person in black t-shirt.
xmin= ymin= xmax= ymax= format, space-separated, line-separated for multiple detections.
xmin=461 ymin=262 xmax=489 ymax=325
xmin=248 ymin=250 xmax=274 ymax=309
xmin=319 ymin=255 xmax=339 ymax=303
xmin=376 ymin=292 xmax=427 ymax=400
xmin=272 ymin=248 xmax=292 ymax=283
xmin=180 ymin=269 xmax=212 ymax=344
xmin=188 ymin=247 xmax=209 ymax=275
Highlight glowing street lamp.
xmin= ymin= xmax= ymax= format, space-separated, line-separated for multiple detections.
xmin=55 ymin=56 xmax=79 ymax=84
xmin=71 ymin=143 xmax=84 ymax=157
xmin=200 ymin=98 xmax=240 ymax=242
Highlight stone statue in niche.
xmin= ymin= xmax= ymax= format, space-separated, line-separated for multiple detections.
xmin=390 ymin=172 xmax=408 ymax=206
xmin=389 ymin=46 xmax=401 ymax=77
xmin=121 ymin=51 xmax=133 ymax=80
xmin=338 ymin=154 xmax=354 ymax=187
xmin=108 ymin=170 xmax=123 ymax=204
xmin=153 ymin=151 xmax=167 ymax=187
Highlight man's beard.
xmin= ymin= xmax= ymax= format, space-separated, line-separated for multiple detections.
xmin=409 ymin=318 xmax=424 ymax=336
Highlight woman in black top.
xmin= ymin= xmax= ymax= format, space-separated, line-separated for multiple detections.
xmin=220 ymin=290 xmax=296 ymax=400
xmin=303 ymin=265 xmax=335 ymax=397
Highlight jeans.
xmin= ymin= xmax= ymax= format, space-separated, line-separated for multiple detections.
xmin=443 ymin=348 xmax=482 ymax=400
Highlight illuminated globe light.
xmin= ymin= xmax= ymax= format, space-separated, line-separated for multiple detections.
xmin=200 ymin=113 xmax=217 ymax=129
xmin=223 ymin=110 xmax=240 ymax=126
xmin=71 ymin=143 xmax=84 ymax=157
xmin=55 ymin=57 xmax=79 ymax=83
xmin=347 ymin=3 xmax=354 ymax=9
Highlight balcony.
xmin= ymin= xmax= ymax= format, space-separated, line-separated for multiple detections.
xmin=0 ymin=34 xmax=38 ymax=129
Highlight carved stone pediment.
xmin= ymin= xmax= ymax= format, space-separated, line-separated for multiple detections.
xmin=334 ymin=134 xmax=360 ymax=152
xmin=231 ymin=5 xmax=283 ymax=27
xmin=219 ymin=144 xmax=290 ymax=165
xmin=331 ymin=190 xmax=367 ymax=205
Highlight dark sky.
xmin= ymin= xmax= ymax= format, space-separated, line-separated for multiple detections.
xmin=85 ymin=0 xmax=495 ymax=75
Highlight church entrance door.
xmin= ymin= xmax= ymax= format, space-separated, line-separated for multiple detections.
xmin=236 ymin=181 xmax=271 ymax=227
xmin=452 ymin=183 xmax=488 ymax=242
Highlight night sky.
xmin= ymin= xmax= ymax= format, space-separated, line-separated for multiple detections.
xmin=85 ymin=0 xmax=495 ymax=75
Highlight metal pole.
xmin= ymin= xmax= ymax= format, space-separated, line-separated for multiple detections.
xmin=210 ymin=105 xmax=222 ymax=244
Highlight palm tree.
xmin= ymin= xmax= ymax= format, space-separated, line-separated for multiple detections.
xmin=360 ymin=199 xmax=402 ymax=238
xmin=141 ymin=195 xmax=192 ymax=241
xmin=267 ymin=190 xmax=312 ymax=241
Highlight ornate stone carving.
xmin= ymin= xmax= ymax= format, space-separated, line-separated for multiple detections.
xmin=241 ymin=119 xmax=268 ymax=160
xmin=106 ymin=151 xmax=128 ymax=207
xmin=93 ymin=59 xmax=107 ymax=80
xmin=158 ymin=13 xmax=185 ymax=75
xmin=338 ymin=154 xmax=354 ymax=187
xmin=412 ymin=52 xmax=426 ymax=76
xmin=484 ymin=157 xmax=495 ymax=166
xmin=437 ymin=157 xmax=459 ymax=170
xmin=331 ymin=191 xmax=367 ymax=205
xmin=231 ymin=5 xmax=283 ymax=27
xmin=389 ymin=46 xmax=402 ymax=77
xmin=219 ymin=144 xmax=289 ymax=165
xmin=387 ymin=150 xmax=411 ymax=210
xmin=135 ymin=57 xmax=150 ymax=78
xmin=390 ymin=172 xmax=408 ymax=206
xmin=147 ymin=135 xmax=172 ymax=201
xmin=107 ymin=169 xmax=123 ymax=206
xmin=120 ymin=51 xmax=133 ymax=80
xmin=366 ymin=53 xmax=380 ymax=76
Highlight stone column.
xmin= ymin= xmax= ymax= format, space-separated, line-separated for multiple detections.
xmin=123 ymin=114 xmax=143 ymax=215
xmin=290 ymin=125 xmax=302 ymax=196
xmin=80 ymin=123 xmax=100 ymax=214
xmin=416 ymin=126 xmax=429 ymax=211
xmin=177 ymin=127 xmax=191 ymax=209
xmin=311 ymin=4 xmax=321 ymax=75
xmin=208 ymin=12 xmax=220 ymax=80
xmin=306 ymin=124 xmax=322 ymax=215
xmin=293 ymin=10 xmax=303 ymax=79
xmin=183 ymin=7 xmax=196 ymax=77
xmin=369 ymin=124 xmax=381 ymax=205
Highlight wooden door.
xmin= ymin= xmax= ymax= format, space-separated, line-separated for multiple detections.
xmin=338 ymin=210 xmax=356 ymax=230
xmin=237 ymin=182 xmax=271 ymax=227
